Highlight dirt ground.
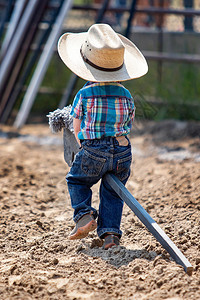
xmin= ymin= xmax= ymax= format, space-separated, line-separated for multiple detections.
xmin=0 ymin=120 xmax=200 ymax=300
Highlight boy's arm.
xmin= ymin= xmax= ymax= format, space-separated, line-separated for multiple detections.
xmin=73 ymin=118 xmax=82 ymax=146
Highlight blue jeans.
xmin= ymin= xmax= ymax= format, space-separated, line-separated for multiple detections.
xmin=66 ymin=136 xmax=132 ymax=239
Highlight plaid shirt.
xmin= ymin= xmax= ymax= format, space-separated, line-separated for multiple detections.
xmin=70 ymin=82 xmax=135 ymax=140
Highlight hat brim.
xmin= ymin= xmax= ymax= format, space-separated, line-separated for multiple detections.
xmin=58 ymin=31 xmax=148 ymax=82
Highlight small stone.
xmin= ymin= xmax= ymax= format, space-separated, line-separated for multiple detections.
xmin=53 ymin=258 xmax=59 ymax=265
xmin=132 ymin=265 xmax=140 ymax=273
xmin=48 ymin=286 xmax=57 ymax=294
xmin=2 ymin=187 xmax=8 ymax=193
xmin=196 ymin=257 xmax=200 ymax=265
xmin=156 ymin=266 xmax=164 ymax=275
xmin=139 ymin=275 xmax=146 ymax=281
xmin=147 ymin=204 xmax=155 ymax=210
xmin=58 ymin=244 xmax=64 ymax=251
xmin=180 ymin=238 xmax=187 ymax=244
xmin=165 ymin=225 xmax=171 ymax=230
xmin=178 ymin=228 xmax=184 ymax=235
xmin=16 ymin=165 xmax=24 ymax=171
xmin=36 ymin=220 xmax=43 ymax=227
xmin=157 ymin=279 xmax=163 ymax=287
xmin=76 ymin=244 xmax=84 ymax=252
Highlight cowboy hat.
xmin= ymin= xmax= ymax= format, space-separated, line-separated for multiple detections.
xmin=57 ymin=23 xmax=148 ymax=82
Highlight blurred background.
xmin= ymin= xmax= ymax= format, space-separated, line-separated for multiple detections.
xmin=0 ymin=0 xmax=200 ymax=127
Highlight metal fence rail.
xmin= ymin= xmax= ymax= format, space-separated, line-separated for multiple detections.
xmin=72 ymin=5 xmax=200 ymax=16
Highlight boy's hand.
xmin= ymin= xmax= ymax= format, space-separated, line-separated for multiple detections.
xmin=73 ymin=118 xmax=82 ymax=146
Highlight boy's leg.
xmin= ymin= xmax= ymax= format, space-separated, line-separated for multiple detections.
xmin=97 ymin=178 xmax=124 ymax=239
xmin=67 ymin=177 xmax=97 ymax=222
xmin=66 ymin=149 xmax=101 ymax=222
xmin=67 ymin=175 xmax=98 ymax=239
xmin=66 ymin=147 xmax=106 ymax=239
xmin=97 ymin=143 xmax=131 ymax=241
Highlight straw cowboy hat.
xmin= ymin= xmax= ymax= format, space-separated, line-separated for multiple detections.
xmin=58 ymin=23 xmax=148 ymax=82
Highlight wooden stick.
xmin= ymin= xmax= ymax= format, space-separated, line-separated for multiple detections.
xmin=105 ymin=173 xmax=193 ymax=274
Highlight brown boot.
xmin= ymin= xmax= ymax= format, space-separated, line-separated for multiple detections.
xmin=69 ymin=213 xmax=97 ymax=240
xmin=103 ymin=234 xmax=120 ymax=250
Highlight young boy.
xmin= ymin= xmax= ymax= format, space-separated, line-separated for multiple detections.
xmin=58 ymin=23 xmax=148 ymax=249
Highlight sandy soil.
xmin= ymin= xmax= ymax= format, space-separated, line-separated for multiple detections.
xmin=0 ymin=120 xmax=199 ymax=300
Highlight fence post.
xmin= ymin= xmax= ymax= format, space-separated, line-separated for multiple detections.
xmin=184 ymin=0 xmax=194 ymax=31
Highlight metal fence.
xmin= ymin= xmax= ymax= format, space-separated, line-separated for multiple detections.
xmin=64 ymin=0 xmax=200 ymax=33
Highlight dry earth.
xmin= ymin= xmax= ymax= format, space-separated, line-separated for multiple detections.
xmin=0 ymin=120 xmax=200 ymax=300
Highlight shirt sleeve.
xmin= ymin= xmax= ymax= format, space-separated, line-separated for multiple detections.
xmin=70 ymin=91 xmax=83 ymax=120
xmin=127 ymin=94 xmax=135 ymax=123
xmin=130 ymin=97 xmax=135 ymax=122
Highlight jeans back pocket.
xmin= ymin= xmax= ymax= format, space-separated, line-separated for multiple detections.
xmin=81 ymin=150 xmax=106 ymax=176
xmin=116 ymin=154 xmax=132 ymax=181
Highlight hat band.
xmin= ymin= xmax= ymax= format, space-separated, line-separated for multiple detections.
xmin=80 ymin=48 xmax=123 ymax=72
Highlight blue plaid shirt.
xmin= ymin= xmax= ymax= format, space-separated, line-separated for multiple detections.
xmin=70 ymin=82 xmax=135 ymax=140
